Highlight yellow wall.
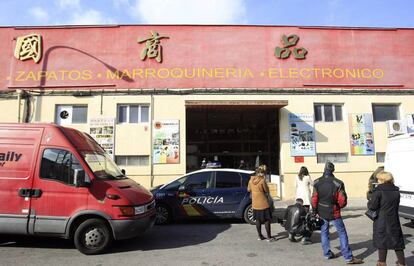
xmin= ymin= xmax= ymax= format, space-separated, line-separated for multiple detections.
xmin=1 ymin=91 xmax=413 ymax=199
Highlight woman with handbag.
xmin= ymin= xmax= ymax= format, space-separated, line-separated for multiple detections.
xmin=367 ymin=171 xmax=406 ymax=266
xmin=248 ymin=164 xmax=274 ymax=242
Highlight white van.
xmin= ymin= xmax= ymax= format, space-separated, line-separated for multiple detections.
xmin=384 ymin=133 xmax=414 ymax=222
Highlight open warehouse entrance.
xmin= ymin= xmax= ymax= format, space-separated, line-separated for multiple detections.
xmin=185 ymin=100 xmax=287 ymax=175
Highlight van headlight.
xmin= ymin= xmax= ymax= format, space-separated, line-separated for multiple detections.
xmin=134 ymin=206 xmax=146 ymax=215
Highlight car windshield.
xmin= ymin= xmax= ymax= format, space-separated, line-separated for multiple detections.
xmin=163 ymin=175 xmax=188 ymax=191
xmin=81 ymin=151 xmax=126 ymax=180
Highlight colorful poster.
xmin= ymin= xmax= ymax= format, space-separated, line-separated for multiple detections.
xmin=407 ymin=114 xmax=414 ymax=133
xmin=289 ymin=114 xmax=316 ymax=156
xmin=153 ymin=120 xmax=180 ymax=164
xmin=89 ymin=117 xmax=115 ymax=159
xmin=349 ymin=114 xmax=375 ymax=155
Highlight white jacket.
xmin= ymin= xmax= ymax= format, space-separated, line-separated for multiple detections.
xmin=295 ymin=175 xmax=313 ymax=206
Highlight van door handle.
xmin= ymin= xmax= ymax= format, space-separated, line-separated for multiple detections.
xmin=31 ymin=189 xmax=42 ymax=198
xmin=18 ymin=188 xmax=31 ymax=197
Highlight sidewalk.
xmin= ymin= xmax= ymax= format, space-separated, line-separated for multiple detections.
xmin=273 ymin=197 xmax=368 ymax=211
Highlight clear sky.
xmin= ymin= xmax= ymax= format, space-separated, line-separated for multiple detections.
xmin=0 ymin=0 xmax=413 ymax=28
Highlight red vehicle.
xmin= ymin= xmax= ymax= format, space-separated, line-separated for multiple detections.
xmin=0 ymin=123 xmax=155 ymax=254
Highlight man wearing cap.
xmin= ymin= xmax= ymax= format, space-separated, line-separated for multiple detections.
xmin=311 ymin=162 xmax=363 ymax=264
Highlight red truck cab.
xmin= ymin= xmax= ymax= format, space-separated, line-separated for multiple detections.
xmin=0 ymin=123 xmax=155 ymax=254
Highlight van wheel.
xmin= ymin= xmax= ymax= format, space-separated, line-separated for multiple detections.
xmin=155 ymin=204 xmax=171 ymax=225
xmin=244 ymin=204 xmax=256 ymax=225
xmin=74 ymin=218 xmax=113 ymax=255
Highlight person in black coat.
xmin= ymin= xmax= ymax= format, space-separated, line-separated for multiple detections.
xmin=284 ymin=198 xmax=312 ymax=244
xmin=367 ymin=171 xmax=406 ymax=266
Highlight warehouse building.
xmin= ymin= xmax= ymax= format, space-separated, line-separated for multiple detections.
xmin=1 ymin=25 xmax=414 ymax=199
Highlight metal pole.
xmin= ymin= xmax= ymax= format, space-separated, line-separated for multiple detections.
xmin=150 ymin=94 xmax=154 ymax=187
xmin=16 ymin=89 xmax=22 ymax=123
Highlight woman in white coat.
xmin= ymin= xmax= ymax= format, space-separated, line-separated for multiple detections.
xmin=295 ymin=166 xmax=313 ymax=208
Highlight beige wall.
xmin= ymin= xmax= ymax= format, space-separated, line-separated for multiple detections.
xmin=0 ymin=97 xmax=19 ymax=122
xmin=1 ymin=91 xmax=413 ymax=199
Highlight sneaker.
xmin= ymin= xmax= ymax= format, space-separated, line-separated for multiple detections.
xmin=266 ymin=237 xmax=275 ymax=242
xmin=301 ymin=239 xmax=312 ymax=245
xmin=257 ymin=235 xmax=266 ymax=241
xmin=288 ymin=234 xmax=296 ymax=242
xmin=346 ymin=257 xmax=364 ymax=264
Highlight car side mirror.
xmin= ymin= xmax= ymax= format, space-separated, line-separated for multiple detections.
xmin=121 ymin=169 xmax=126 ymax=176
xmin=74 ymin=169 xmax=90 ymax=187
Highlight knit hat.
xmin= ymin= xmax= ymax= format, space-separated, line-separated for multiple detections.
xmin=324 ymin=162 xmax=335 ymax=175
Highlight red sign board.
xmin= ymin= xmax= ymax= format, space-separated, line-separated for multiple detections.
xmin=294 ymin=156 xmax=305 ymax=163
xmin=1 ymin=25 xmax=414 ymax=90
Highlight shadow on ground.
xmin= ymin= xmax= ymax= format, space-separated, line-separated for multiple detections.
xmin=0 ymin=219 xmax=235 ymax=254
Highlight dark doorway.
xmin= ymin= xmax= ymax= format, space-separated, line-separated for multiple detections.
xmin=186 ymin=107 xmax=280 ymax=174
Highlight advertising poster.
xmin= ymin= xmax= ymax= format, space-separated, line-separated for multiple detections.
xmin=288 ymin=114 xmax=316 ymax=156
xmin=349 ymin=114 xmax=375 ymax=155
xmin=407 ymin=114 xmax=414 ymax=133
xmin=153 ymin=120 xmax=180 ymax=164
xmin=89 ymin=117 xmax=115 ymax=159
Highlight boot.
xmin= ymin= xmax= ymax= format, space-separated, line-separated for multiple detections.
xmin=395 ymin=262 xmax=405 ymax=266
xmin=376 ymin=261 xmax=386 ymax=266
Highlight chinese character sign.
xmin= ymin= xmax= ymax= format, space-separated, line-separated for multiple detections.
xmin=289 ymin=114 xmax=316 ymax=156
xmin=14 ymin=34 xmax=42 ymax=63
xmin=275 ymin=34 xmax=308 ymax=60
xmin=89 ymin=117 xmax=115 ymax=159
xmin=349 ymin=114 xmax=375 ymax=155
xmin=138 ymin=31 xmax=169 ymax=63
xmin=153 ymin=120 xmax=180 ymax=164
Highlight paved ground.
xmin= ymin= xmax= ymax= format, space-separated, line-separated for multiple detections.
xmin=1 ymin=199 xmax=414 ymax=266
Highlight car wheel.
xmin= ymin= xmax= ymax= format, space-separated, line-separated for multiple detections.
xmin=155 ymin=204 xmax=171 ymax=225
xmin=243 ymin=204 xmax=255 ymax=225
xmin=74 ymin=218 xmax=113 ymax=255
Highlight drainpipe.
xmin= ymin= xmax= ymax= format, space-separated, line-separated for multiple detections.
xmin=16 ymin=89 xmax=22 ymax=123
xmin=150 ymin=94 xmax=154 ymax=187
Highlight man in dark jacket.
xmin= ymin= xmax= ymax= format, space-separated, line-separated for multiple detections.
xmin=311 ymin=162 xmax=363 ymax=264
xmin=284 ymin=198 xmax=312 ymax=245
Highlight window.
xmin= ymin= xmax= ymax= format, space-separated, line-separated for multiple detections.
xmin=314 ymin=104 xmax=343 ymax=122
xmin=317 ymin=153 xmax=348 ymax=163
xmin=185 ymin=172 xmax=211 ymax=190
xmin=215 ymin=171 xmax=242 ymax=188
xmin=55 ymin=105 xmax=87 ymax=125
xmin=376 ymin=152 xmax=385 ymax=163
xmin=117 ymin=105 xmax=149 ymax=123
xmin=372 ymin=104 xmax=400 ymax=122
xmin=116 ymin=155 xmax=149 ymax=166
xmin=40 ymin=148 xmax=85 ymax=185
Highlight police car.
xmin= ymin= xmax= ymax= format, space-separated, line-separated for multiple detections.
xmin=151 ymin=168 xmax=258 ymax=225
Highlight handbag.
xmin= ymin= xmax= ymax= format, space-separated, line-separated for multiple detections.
xmin=365 ymin=209 xmax=378 ymax=221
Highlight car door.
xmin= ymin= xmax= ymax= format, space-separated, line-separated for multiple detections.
xmin=206 ymin=171 xmax=247 ymax=218
xmin=179 ymin=171 xmax=214 ymax=218
xmin=29 ymin=147 xmax=89 ymax=235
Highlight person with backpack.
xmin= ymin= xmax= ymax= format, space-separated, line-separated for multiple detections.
xmin=311 ymin=162 xmax=364 ymax=264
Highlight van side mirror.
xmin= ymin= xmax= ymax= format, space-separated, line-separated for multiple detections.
xmin=74 ymin=169 xmax=90 ymax=187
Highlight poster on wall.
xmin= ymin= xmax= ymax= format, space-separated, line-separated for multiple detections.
xmin=89 ymin=117 xmax=115 ymax=159
xmin=349 ymin=114 xmax=375 ymax=155
xmin=153 ymin=120 xmax=180 ymax=164
xmin=407 ymin=114 xmax=414 ymax=133
xmin=288 ymin=113 xmax=316 ymax=156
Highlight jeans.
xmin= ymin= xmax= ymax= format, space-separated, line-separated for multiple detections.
xmin=320 ymin=218 xmax=353 ymax=261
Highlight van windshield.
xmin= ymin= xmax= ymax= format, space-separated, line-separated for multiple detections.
xmin=82 ymin=152 xmax=126 ymax=180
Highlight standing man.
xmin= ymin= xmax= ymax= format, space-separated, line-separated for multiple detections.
xmin=311 ymin=162 xmax=363 ymax=264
